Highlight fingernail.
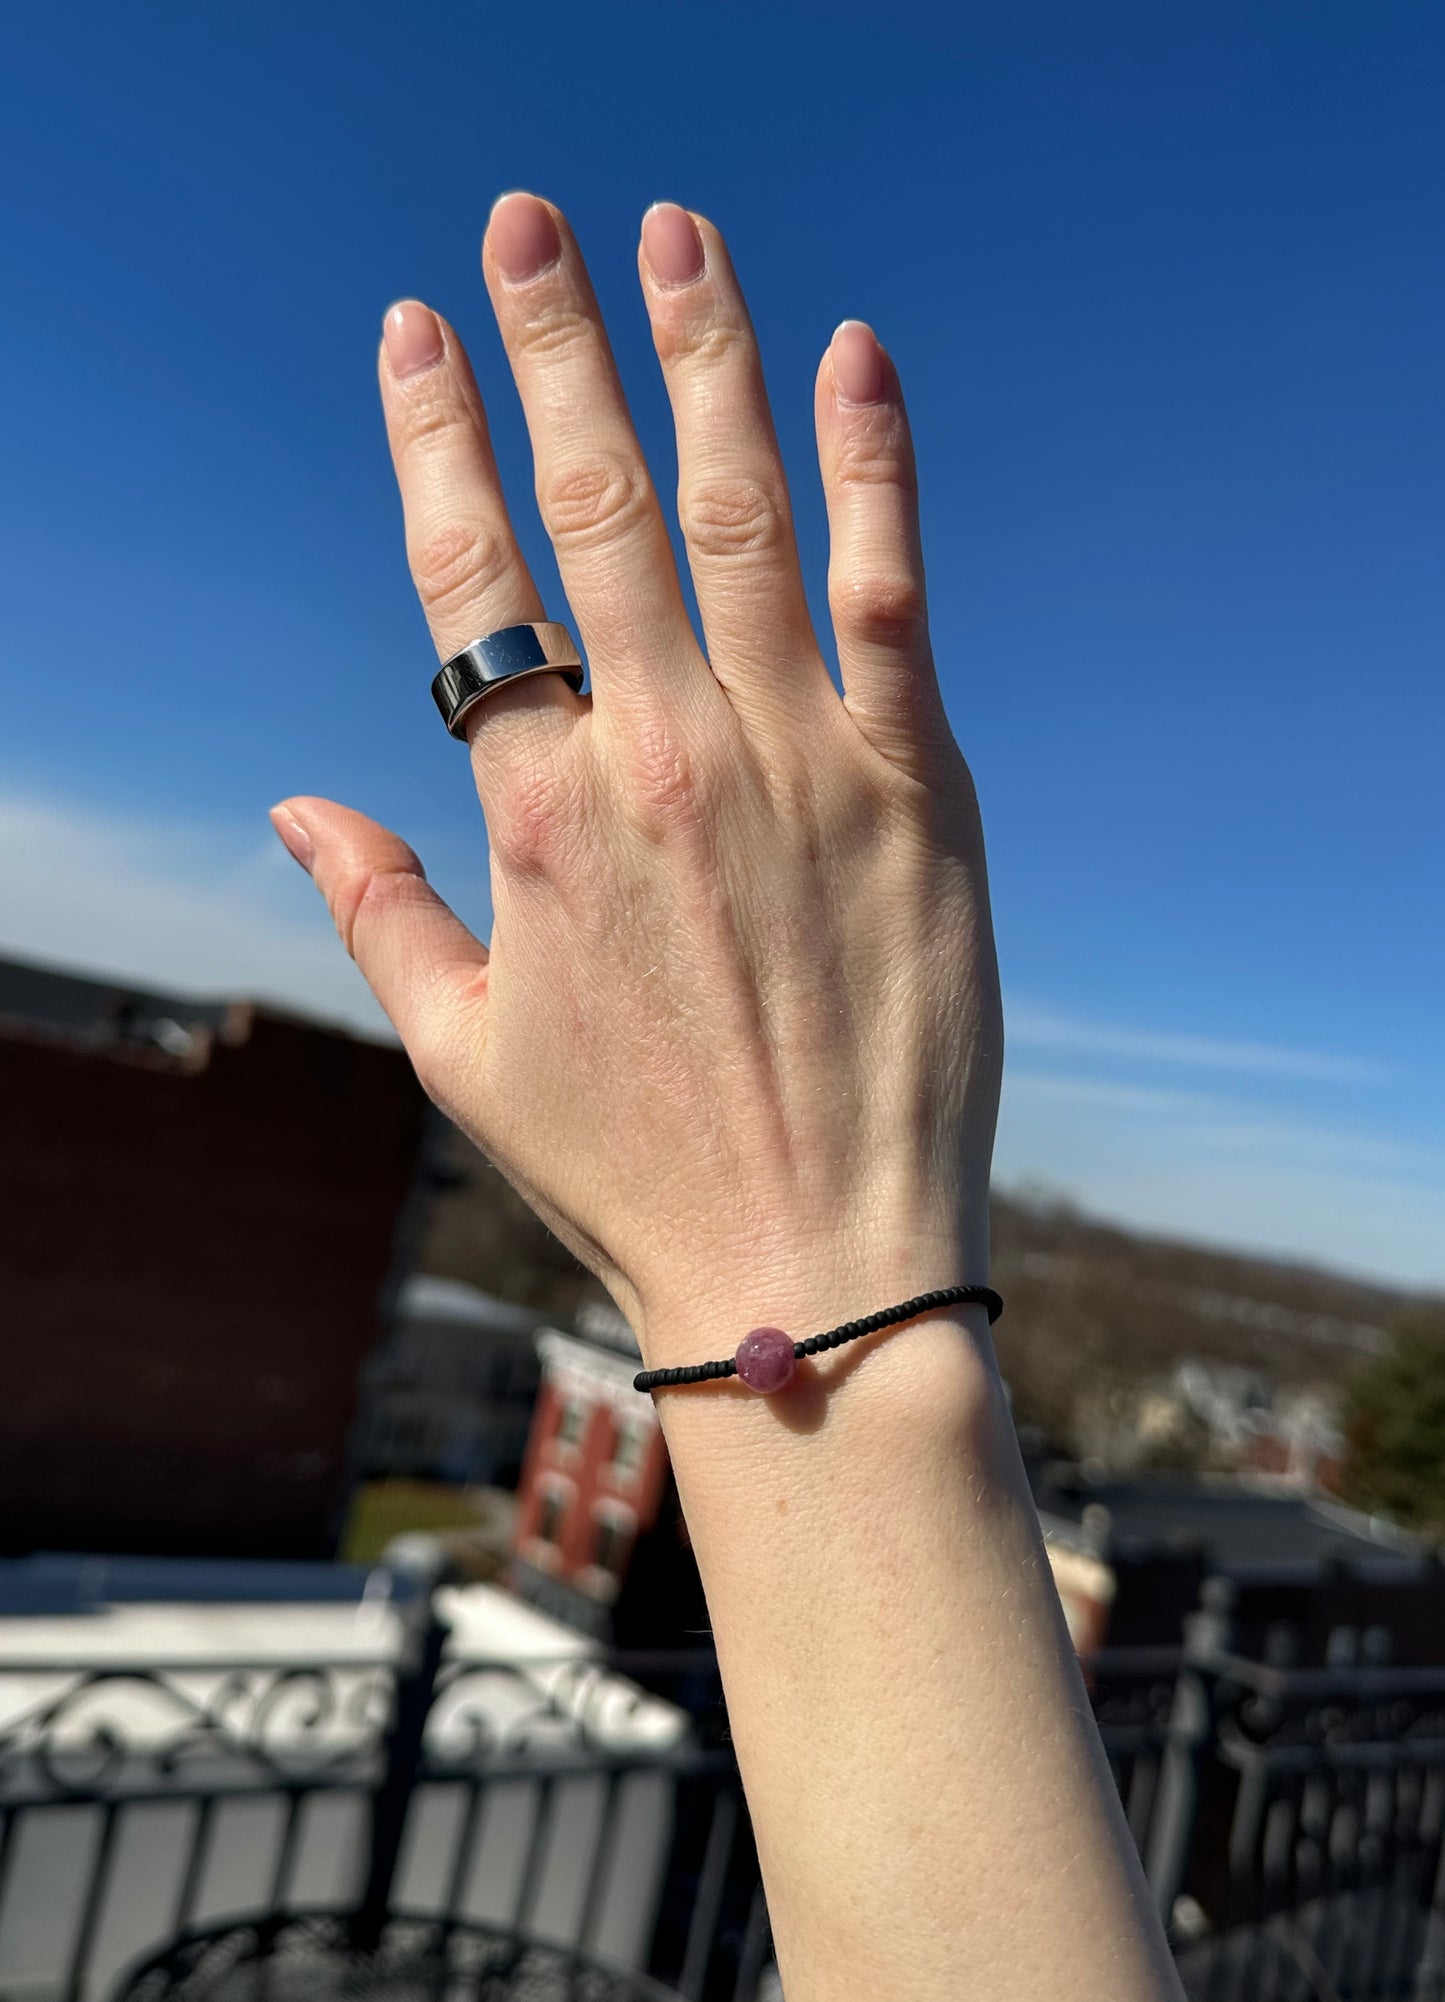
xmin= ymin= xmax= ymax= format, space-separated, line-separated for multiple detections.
xmin=383 ymin=300 xmax=444 ymax=380
xmin=642 ymin=203 xmax=705 ymax=288
xmin=489 ymin=192 xmax=562 ymax=283
xmin=831 ymin=320 xmax=887 ymax=406
xmin=270 ymin=805 xmax=314 ymax=874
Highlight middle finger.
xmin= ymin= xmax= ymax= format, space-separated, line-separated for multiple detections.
xmin=483 ymin=193 xmax=706 ymax=716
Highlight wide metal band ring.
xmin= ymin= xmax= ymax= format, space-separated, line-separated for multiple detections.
xmin=431 ymin=622 xmax=585 ymax=739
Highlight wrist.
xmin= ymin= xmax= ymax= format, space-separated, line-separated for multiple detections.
xmin=629 ymin=1214 xmax=995 ymax=1390
xmin=637 ymin=1261 xmax=1017 ymax=1529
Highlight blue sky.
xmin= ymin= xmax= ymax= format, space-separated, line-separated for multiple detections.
xmin=2 ymin=1 xmax=1441 ymax=1286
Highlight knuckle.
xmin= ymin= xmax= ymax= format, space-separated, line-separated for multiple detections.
xmin=538 ymin=453 xmax=651 ymax=552
xmin=679 ymin=472 xmax=789 ymax=564
xmin=395 ymin=383 xmax=473 ymax=458
xmin=512 ymin=304 xmax=597 ymax=366
xmin=830 ymin=566 xmax=927 ymax=648
xmin=832 ymin=420 xmax=914 ymax=492
xmin=332 ymin=862 xmax=424 ymax=962
xmin=620 ymin=711 xmax=714 ymax=843
xmin=409 ymin=520 xmax=515 ymax=618
xmin=654 ymin=314 xmax=750 ymax=372
xmin=490 ymin=761 xmax=570 ymax=878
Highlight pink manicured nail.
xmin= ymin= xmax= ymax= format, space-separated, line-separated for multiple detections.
xmin=831 ymin=320 xmax=887 ymax=406
xmin=642 ymin=203 xmax=705 ymax=287
xmin=383 ymin=301 xmax=444 ymax=380
xmin=270 ymin=805 xmax=314 ymax=874
xmin=489 ymin=192 xmax=562 ymax=283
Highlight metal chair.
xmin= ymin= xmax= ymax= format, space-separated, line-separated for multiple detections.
xmin=110 ymin=1912 xmax=692 ymax=2002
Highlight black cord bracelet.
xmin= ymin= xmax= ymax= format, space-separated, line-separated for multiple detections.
xmin=632 ymin=1285 xmax=1003 ymax=1395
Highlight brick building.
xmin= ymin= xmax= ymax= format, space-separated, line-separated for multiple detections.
xmin=506 ymin=1301 xmax=708 ymax=1648
xmin=0 ymin=952 xmax=430 ymax=1557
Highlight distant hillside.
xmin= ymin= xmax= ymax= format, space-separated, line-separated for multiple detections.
xmin=990 ymin=1192 xmax=1420 ymax=1440
xmin=416 ymin=1121 xmax=1430 ymax=1439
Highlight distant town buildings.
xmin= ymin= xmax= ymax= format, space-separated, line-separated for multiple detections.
xmin=356 ymin=1274 xmax=546 ymax=1489
xmin=0 ymin=951 xmax=429 ymax=1557
xmin=5 ymin=945 xmax=1433 ymax=1680
xmin=1072 ymin=1355 xmax=1345 ymax=1489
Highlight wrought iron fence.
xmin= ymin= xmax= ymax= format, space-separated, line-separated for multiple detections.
xmin=3 ymin=1562 xmax=1445 ymax=2002
xmin=1165 ymin=1646 xmax=1445 ymax=1999
xmin=0 ymin=1558 xmax=760 ymax=2002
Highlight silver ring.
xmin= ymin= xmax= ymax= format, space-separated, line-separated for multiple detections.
xmin=431 ymin=622 xmax=585 ymax=738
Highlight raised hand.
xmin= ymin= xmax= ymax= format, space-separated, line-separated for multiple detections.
xmin=272 ymin=194 xmax=1001 ymax=1371
xmin=270 ymin=196 xmax=1183 ymax=2002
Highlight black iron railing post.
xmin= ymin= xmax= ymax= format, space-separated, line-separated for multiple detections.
xmin=1144 ymin=1575 xmax=1234 ymax=1923
xmin=350 ymin=1536 xmax=454 ymax=1952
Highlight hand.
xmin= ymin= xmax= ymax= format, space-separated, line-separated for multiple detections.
xmin=273 ymin=193 xmax=1003 ymax=1367
xmin=269 ymin=225 xmax=1178 ymax=1999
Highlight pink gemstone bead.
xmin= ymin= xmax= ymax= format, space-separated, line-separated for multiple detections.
xmin=734 ymin=1326 xmax=797 ymax=1393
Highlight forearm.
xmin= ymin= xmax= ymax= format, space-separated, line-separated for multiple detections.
xmin=643 ymin=1264 xmax=1184 ymax=2002
xmin=299 ymin=187 xmax=1180 ymax=2002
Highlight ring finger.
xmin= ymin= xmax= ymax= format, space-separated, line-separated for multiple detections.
xmin=638 ymin=204 xmax=831 ymax=728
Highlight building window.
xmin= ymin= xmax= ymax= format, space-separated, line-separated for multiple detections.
xmin=555 ymin=1395 xmax=589 ymax=1449
xmin=536 ymin=1487 xmax=569 ymax=1545
xmin=611 ymin=1419 xmax=646 ymax=1479
xmin=592 ymin=1513 xmax=632 ymax=1574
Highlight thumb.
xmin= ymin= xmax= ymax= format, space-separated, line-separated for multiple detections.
xmin=270 ymin=796 xmax=488 ymax=1094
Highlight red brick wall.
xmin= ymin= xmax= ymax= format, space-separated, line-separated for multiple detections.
xmin=0 ymin=1007 xmax=428 ymax=1557
xmin=514 ymin=1375 xmax=669 ymax=1579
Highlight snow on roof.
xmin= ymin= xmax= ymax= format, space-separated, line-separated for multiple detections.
xmin=397 ymin=1273 xmax=549 ymax=1334
xmin=0 ymin=1579 xmax=690 ymax=1755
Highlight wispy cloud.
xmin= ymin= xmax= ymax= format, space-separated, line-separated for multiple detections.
xmin=0 ymin=786 xmax=391 ymax=1038
xmin=1004 ymin=1070 xmax=1445 ymax=1182
xmin=1006 ymin=1001 xmax=1384 ymax=1085
xmin=997 ymin=1069 xmax=1445 ymax=1287
xmin=1 ymin=782 xmax=1439 ymax=1287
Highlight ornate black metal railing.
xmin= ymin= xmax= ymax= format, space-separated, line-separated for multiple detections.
xmin=3 ymin=1558 xmax=1445 ymax=2002
xmin=0 ymin=1551 xmax=760 ymax=2002
xmin=1166 ymin=1647 xmax=1445 ymax=1999
xmin=0 ymin=1662 xmax=392 ymax=1801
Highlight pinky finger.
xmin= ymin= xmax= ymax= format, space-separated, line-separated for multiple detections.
xmin=270 ymin=796 xmax=488 ymax=1111
xmin=815 ymin=321 xmax=953 ymax=779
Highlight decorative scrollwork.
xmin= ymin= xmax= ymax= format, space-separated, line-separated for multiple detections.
xmin=0 ymin=1663 xmax=393 ymax=1802
xmin=1220 ymin=1673 xmax=1445 ymax=1762
xmin=422 ymin=1652 xmax=693 ymax=1773
xmin=0 ymin=1644 xmax=704 ymax=1802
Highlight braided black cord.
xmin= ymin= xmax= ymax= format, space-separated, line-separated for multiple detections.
xmin=632 ymin=1284 xmax=1003 ymax=1393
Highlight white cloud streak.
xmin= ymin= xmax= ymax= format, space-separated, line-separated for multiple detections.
xmin=0 ymin=787 xmax=391 ymax=1038
xmin=1 ymin=783 xmax=1437 ymax=1286
xmin=1005 ymin=1002 xmax=1384 ymax=1084
xmin=996 ymin=1070 xmax=1445 ymax=1287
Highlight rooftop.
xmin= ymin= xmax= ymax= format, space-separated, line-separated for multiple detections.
xmin=1034 ymin=1465 xmax=1423 ymax=1575
xmin=0 ymin=949 xmax=235 ymax=1059
xmin=0 ymin=947 xmax=386 ymax=1060
xmin=397 ymin=1273 xmax=552 ymax=1337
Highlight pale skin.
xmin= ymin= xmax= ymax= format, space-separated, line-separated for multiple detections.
xmin=271 ymin=193 xmax=1184 ymax=2001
